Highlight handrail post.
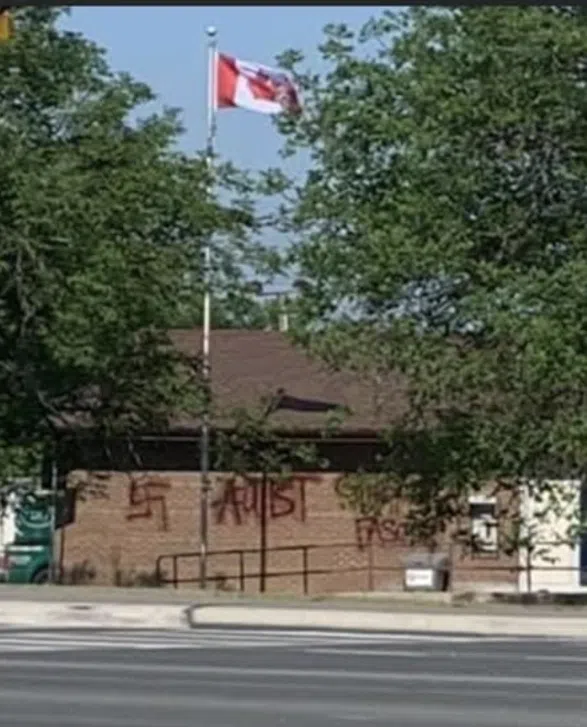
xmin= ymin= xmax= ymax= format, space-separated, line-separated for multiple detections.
xmin=239 ymin=551 xmax=245 ymax=592
xmin=302 ymin=546 xmax=309 ymax=595
xmin=172 ymin=556 xmax=178 ymax=589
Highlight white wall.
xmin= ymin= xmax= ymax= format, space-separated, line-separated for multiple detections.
xmin=0 ymin=491 xmax=17 ymax=555
xmin=518 ymin=480 xmax=583 ymax=593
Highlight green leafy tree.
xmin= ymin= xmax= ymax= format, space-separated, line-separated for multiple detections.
xmin=0 ymin=8 xmax=265 ymax=486
xmin=271 ymin=7 xmax=587 ymax=549
xmin=173 ymin=288 xmax=288 ymax=330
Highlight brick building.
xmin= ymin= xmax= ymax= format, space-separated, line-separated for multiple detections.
xmin=54 ymin=329 xmax=533 ymax=594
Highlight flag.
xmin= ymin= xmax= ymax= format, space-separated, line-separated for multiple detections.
xmin=216 ymin=53 xmax=301 ymax=116
xmin=0 ymin=7 xmax=13 ymax=42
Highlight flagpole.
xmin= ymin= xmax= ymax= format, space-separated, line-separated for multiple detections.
xmin=199 ymin=25 xmax=217 ymax=590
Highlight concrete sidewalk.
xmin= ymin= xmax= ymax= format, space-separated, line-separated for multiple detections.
xmin=187 ymin=603 xmax=587 ymax=637
xmin=0 ymin=600 xmax=188 ymax=629
xmin=0 ymin=585 xmax=586 ymax=635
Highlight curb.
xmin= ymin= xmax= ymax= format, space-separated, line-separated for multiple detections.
xmin=185 ymin=604 xmax=587 ymax=638
xmin=1 ymin=599 xmax=585 ymax=638
xmin=0 ymin=601 xmax=190 ymax=630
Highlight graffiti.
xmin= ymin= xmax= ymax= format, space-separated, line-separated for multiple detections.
xmin=126 ymin=476 xmax=171 ymax=532
xmin=354 ymin=516 xmax=407 ymax=550
xmin=211 ymin=476 xmax=307 ymax=526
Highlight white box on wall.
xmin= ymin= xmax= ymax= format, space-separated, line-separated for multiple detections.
xmin=405 ymin=567 xmax=435 ymax=589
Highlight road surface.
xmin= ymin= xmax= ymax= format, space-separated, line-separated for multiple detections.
xmin=0 ymin=625 xmax=586 ymax=726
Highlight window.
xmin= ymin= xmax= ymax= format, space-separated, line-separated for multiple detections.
xmin=469 ymin=496 xmax=498 ymax=554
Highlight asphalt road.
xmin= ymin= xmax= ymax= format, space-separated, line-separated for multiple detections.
xmin=1 ymin=626 xmax=587 ymax=726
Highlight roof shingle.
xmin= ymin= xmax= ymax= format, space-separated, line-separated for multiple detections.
xmin=169 ymin=328 xmax=408 ymax=434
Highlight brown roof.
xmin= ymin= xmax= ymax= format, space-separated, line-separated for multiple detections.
xmin=169 ymin=328 xmax=408 ymax=435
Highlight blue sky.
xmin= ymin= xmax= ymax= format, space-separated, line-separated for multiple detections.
xmin=59 ymin=6 xmax=385 ymax=179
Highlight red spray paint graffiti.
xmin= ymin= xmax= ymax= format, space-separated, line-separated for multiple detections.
xmin=211 ymin=476 xmax=307 ymax=526
xmin=126 ymin=476 xmax=171 ymax=532
xmin=354 ymin=516 xmax=407 ymax=550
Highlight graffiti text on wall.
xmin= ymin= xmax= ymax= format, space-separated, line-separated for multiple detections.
xmin=354 ymin=516 xmax=406 ymax=550
xmin=211 ymin=476 xmax=308 ymax=526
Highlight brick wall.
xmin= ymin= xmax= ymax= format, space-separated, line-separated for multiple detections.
xmin=57 ymin=470 xmax=518 ymax=593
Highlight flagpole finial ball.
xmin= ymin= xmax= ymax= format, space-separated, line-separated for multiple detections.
xmin=206 ymin=26 xmax=217 ymax=38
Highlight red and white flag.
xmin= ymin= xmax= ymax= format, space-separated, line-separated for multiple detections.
xmin=216 ymin=53 xmax=301 ymax=116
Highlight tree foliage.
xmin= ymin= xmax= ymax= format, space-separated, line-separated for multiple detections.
xmin=214 ymin=399 xmax=319 ymax=478
xmin=0 ymin=8 xmax=266 ymax=483
xmin=273 ymin=7 xmax=587 ymax=541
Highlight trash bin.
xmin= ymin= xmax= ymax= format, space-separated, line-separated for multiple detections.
xmin=403 ymin=552 xmax=450 ymax=592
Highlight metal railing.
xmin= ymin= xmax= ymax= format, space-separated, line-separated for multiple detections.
xmin=156 ymin=543 xmax=386 ymax=595
xmin=155 ymin=541 xmax=587 ymax=595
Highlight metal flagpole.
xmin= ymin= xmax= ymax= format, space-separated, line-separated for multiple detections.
xmin=199 ymin=25 xmax=217 ymax=590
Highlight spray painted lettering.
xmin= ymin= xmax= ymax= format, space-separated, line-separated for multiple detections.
xmin=354 ymin=516 xmax=406 ymax=550
xmin=211 ymin=476 xmax=307 ymax=526
xmin=126 ymin=476 xmax=171 ymax=532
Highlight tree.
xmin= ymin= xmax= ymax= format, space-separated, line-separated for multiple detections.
xmin=271 ymin=7 xmax=587 ymax=548
xmin=173 ymin=289 xmax=288 ymax=330
xmin=0 ymin=8 xmax=266 ymax=486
